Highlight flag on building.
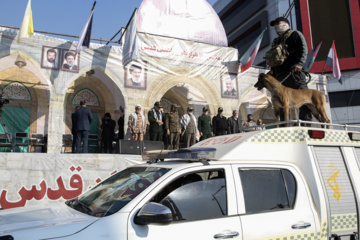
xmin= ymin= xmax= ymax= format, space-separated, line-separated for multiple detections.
xmin=18 ymin=0 xmax=34 ymax=42
xmin=122 ymin=10 xmax=140 ymax=69
xmin=304 ymin=40 xmax=322 ymax=72
xmin=239 ymin=28 xmax=267 ymax=73
xmin=76 ymin=1 xmax=96 ymax=57
xmin=325 ymin=40 xmax=342 ymax=84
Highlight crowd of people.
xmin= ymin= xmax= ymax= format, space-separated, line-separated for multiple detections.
xmin=127 ymin=101 xmax=263 ymax=151
xmin=70 ymin=100 xmax=263 ymax=153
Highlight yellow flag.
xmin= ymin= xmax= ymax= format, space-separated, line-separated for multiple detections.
xmin=18 ymin=0 xmax=34 ymax=42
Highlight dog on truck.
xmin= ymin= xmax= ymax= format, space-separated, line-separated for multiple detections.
xmin=254 ymin=73 xmax=330 ymax=127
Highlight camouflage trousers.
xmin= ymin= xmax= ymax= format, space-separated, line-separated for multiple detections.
xmin=131 ymin=132 xmax=144 ymax=141
xmin=169 ymin=132 xmax=180 ymax=150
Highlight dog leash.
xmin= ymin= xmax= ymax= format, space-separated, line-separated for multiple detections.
xmin=280 ymin=71 xmax=293 ymax=84
xmin=280 ymin=69 xmax=312 ymax=85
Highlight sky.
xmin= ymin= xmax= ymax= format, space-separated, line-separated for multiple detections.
xmin=0 ymin=0 xmax=217 ymax=44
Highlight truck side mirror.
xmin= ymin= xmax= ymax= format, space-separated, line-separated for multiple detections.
xmin=134 ymin=202 xmax=173 ymax=225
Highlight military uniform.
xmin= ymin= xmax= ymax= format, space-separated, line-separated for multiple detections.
xmin=165 ymin=111 xmax=181 ymax=150
xmin=198 ymin=114 xmax=212 ymax=141
xmin=148 ymin=108 xmax=163 ymax=141
xmin=162 ymin=112 xmax=169 ymax=148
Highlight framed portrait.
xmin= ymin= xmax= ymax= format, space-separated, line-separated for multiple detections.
xmin=41 ymin=46 xmax=60 ymax=70
xmin=221 ymin=72 xmax=238 ymax=99
xmin=124 ymin=61 xmax=147 ymax=90
xmin=61 ymin=50 xmax=79 ymax=73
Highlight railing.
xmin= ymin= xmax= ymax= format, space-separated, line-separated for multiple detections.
xmin=240 ymin=120 xmax=360 ymax=132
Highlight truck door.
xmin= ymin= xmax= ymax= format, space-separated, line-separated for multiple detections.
xmin=313 ymin=146 xmax=358 ymax=240
xmin=128 ymin=165 xmax=242 ymax=240
xmin=232 ymin=165 xmax=318 ymax=240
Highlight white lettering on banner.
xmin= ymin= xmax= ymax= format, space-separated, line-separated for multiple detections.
xmin=198 ymin=136 xmax=242 ymax=146
xmin=0 ymin=166 xmax=119 ymax=209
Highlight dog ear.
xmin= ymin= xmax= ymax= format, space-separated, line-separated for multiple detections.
xmin=259 ymin=73 xmax=265 ymax=78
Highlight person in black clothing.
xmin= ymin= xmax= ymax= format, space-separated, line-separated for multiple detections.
xmin=228 ymin=110 xmax=241 ymax=134
xmin=101 ymin=112 xmax=116 ymax=153
xmin=268 ymin=17 xmax=312 ymax=123
xmin=118 ymin=108 xmax=125 ymax=140
xmin=71 ymin=106 xmax=80 ymax=153
xmin=74 ymin=100 xmax=93 ymax=153
xmin=212 ymin=107 xmax=227 ymax=136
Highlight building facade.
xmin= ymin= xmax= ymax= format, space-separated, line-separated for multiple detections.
xmin=214 ymin=0 xmax=360 ymax=125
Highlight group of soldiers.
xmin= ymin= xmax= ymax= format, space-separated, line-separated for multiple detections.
xmin=136 ymin=101 xmax=252 ymax=150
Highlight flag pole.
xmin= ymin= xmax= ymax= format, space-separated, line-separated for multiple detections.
xmin=321 ymin=61 xmax=327 ymax=75
xmin=91 ymin=1 xmax=96 ymax=11
xmin=117 ymin=8 xmax=138 ymax=45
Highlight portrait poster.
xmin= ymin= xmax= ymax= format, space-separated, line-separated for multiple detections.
xmin=124 ymin=61 xmax=147 ymax=90
xmin=41 ymin=46 xmax=60 ymax=70
xmin=61 ymin=50 xmax=79 ymax=73
xmin=221 ymin=73 xmax=238 ymax=99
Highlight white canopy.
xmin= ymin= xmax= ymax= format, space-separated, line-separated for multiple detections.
xmin=137 ymin=0 xmax=228 ymax=47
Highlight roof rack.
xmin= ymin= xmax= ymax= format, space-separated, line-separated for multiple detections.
xmin=240 ymin=120 xmax=360 ymax=132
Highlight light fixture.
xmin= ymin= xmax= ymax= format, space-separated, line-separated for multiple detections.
xmin=15 ymin=55 xmax=26 ymax=68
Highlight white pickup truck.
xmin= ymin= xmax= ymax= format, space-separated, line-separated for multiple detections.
xmin=1 ymin=125 xmax=360 ymax=240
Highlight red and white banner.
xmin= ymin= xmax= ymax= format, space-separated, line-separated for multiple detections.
xmin=0 ymin=154 xmax=142 ymax=209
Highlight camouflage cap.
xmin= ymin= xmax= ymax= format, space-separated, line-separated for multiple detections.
xmin=171 ymin=103 xmax=180 ymax=108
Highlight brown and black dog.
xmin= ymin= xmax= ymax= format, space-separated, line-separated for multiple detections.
xmin=254 ymin=73 xmax=330 ymax=127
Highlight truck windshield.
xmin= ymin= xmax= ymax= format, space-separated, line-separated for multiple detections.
xmin=66 ymin=167 xmax=170 ymax=217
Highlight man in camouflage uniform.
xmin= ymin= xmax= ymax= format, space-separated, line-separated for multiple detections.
xmin=128 ymin=104 xmax=146 ymax=141
xmin=165 ymin=104 xmax=182 ymax=150
xmin=198 ymin=107 xmax=213 ymax=141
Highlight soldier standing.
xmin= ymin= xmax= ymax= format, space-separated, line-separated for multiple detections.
xmin=212 ymin=107 xmax=228 ymax=136
xmin=165 ymin=104 xmax=182 ymax=150
xmin=159 ymin=106 xmax=168 ymax=149
xmin=148 ymin=101 xmax=163 ymax=141
xmin=198 ymin=107 xmax=213 ymax=141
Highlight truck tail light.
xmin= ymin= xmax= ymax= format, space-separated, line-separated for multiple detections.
xmin=348 ymin=132 xmax=360 ymax=141
xmin=308 ymin=130 xmax=325 ymax=139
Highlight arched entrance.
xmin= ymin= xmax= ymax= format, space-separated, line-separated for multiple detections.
xmin=145 ymin=66 xmax=221 ymax=115
xmin=64 ymin=69 xmax=125 ymax=153
xmin=160 ymin=84 xmax=208 ymax=116
xmin=0 ymin=54 xmax=50 ymax=152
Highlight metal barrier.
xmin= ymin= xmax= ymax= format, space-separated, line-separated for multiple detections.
xmin=240 ymin=120 xmax=360 ymax=132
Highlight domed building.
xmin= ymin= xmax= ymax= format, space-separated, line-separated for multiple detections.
xmin=137 ymin=0 xmax=228 ymax=46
